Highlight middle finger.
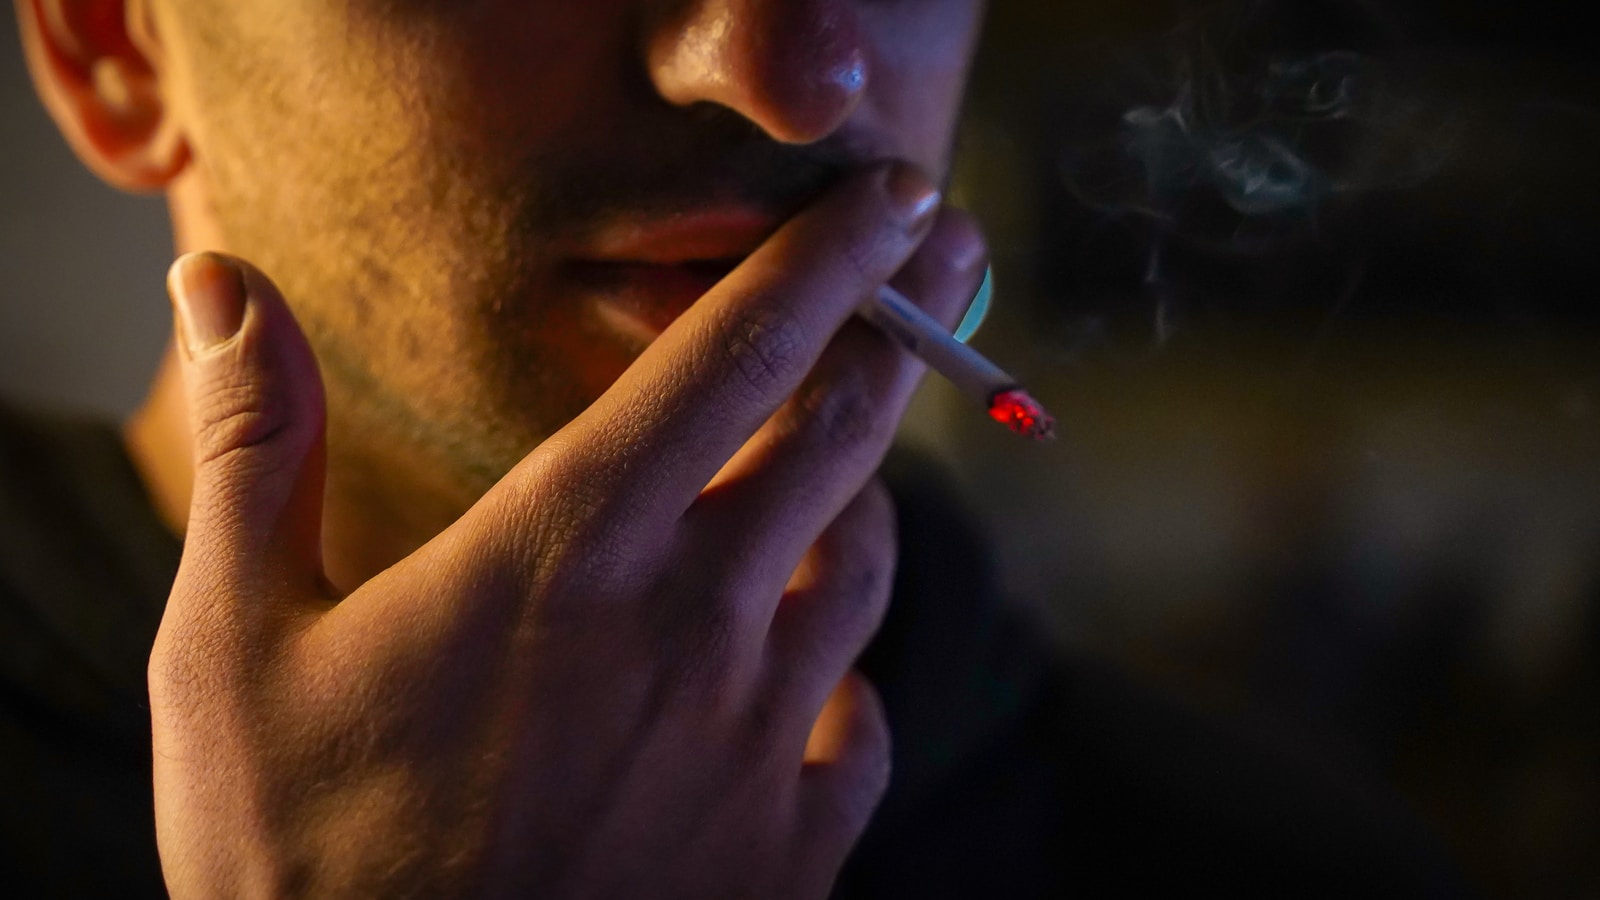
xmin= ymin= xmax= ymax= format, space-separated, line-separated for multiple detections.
xmin=685 ymin=206 xmax=988 ymax=604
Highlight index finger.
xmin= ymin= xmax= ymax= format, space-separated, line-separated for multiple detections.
xmin=529 ymin=162 xmax=941 ymax=521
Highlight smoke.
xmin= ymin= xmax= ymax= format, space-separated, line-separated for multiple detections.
xmin=1029 ymin=5 xmax=1471 ymax=349
xmin=1118 ymin=49 xmax=1454 ymax=228
xmin=1122 ymin=62 xmax=1334 ymax=220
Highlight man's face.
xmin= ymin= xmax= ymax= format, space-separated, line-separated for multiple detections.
xmin=155 ymin=0 xmax=986 ymax=500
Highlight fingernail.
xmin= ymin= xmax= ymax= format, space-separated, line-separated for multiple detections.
xmin=170 ymin=253 xmax=246 ymax=355
xmin=884 ymin=163 xmax=941 ymax=230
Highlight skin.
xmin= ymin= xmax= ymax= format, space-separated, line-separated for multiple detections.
xmin=17 ymin=0 xmax=990 ymax=895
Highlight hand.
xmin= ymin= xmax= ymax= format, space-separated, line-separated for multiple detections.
xmin=148 ymin=162 xmax=988 ymax=898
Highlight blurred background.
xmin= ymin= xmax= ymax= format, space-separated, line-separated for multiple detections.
xmin=3 ymin=2 xmax=1596 ymax=897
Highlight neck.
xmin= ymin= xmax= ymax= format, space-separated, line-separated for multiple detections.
xmin=124 ymin=347 xmax=192 ymax=540
xmin=129 ymin=177 xmax=475 ymax=594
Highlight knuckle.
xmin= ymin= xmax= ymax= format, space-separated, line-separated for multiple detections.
xmin=845 ymin=549 xmax=894 ymax=611
xmin=800 ymin=375 xmax=893 ymax=459
xmin=817 ymin=758 xmax=891 ymax=842
xmin=838 ymin=229 xmax=880 ymax=285
xmin=508 ymin=507 xmax=638 ymax=641
xmin=721 ymin=303 xmax=808 ymax=404
xmin=498 ymin=451 xmax=639 ymax=587
xmin=188 ymin=364 xmax=319 ymax=493
xmin=192 ymin=380 xmax=288 ymax=463
xmin=843 ymin=478 xmax=898 ymax=570
xmin=646 ymin=595 xmax=748 ymax=721
xmin=823 ymin=557 xmax=894 ymax=652
xmin=855 ymin=477 xmax=898 ymax=546
xmin=835 ymin=485 xmax=899 ymax=626
xmin=824 ymin=523 xmax=895 ymax=612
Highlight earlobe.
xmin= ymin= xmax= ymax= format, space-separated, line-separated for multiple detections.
xmin=16 ymin=0 xmax=190 ymax=193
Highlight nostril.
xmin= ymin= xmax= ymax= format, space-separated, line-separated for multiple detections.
xmin=754 ymin=31 xmax=868 ymax=144
xmin=647 ymin=0 xmax=869 ymax=145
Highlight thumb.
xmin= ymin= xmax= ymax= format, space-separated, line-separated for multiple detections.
xmin=167 ymin=251 xmax=328 ymax=608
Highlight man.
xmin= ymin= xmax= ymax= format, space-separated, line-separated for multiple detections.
xmin=2 ymin=0 xmax=1466 ymax=896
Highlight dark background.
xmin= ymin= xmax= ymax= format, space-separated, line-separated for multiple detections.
xmin=0 ymin=14 xmax=170 ymax=416
xmin=3 ymin=2 xmax=1597 ymax=897
xmin=937 ymin=3 xmax=1599 ymax=896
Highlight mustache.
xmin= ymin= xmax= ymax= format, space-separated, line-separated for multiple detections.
xmin=506 ymin=104 xmax=875 ymax=245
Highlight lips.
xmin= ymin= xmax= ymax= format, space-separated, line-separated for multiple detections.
xmin=581 ymin=210 xmax=780 ymax=264
xmin=566 ymin=210 xmax=781 ymax=342
xmin=570 ymin=260 xmax=737 ymax=341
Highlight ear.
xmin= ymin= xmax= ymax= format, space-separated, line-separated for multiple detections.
xmin=14 ymin=0 xmax=189 ymax=192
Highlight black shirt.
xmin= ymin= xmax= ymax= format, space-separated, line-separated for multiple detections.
xmin=0 ymin=400 xmax=1469 ymax=897
xmin=0 ymin=401 xmax=174 ymax=895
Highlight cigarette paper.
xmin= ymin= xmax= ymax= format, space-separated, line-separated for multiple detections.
xmin=858 ymin=284 xmax=1056 ymax=441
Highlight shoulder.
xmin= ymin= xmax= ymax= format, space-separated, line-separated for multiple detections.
xmin=0 ymin=399 xmax=174 ymax=895
xmin=0 ymin=399 xmax=177 ymax=708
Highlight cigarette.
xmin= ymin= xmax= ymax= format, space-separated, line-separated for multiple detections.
xmin=857 ymin=284 xmax=1056 ymax=441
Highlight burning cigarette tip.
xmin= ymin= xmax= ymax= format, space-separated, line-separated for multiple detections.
xmin=987 ymin=389 xmax=1057 ymax=442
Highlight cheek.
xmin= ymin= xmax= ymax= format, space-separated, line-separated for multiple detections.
xmin=403 ymin=5 xmax=634 ymax=168
xmin=862 ymin=1 xmax=985 ymax=165
xmin=170 ymin=5 xmax=425 ymax=214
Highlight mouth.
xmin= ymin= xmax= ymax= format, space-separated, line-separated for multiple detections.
xmin=567 ymin=259 xmax=743 ymax=344
xmin=564 ymin=210 xmax=781 ymax=344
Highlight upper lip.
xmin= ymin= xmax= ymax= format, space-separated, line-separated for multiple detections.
xmin=574 ymin=208 xmax=783 ymax=267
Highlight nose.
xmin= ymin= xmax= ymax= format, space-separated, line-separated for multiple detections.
xmin=646 ymin=0 xmax=868 ymax=145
